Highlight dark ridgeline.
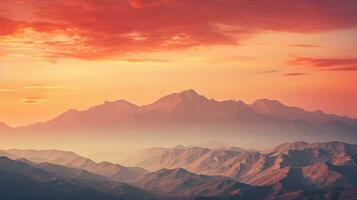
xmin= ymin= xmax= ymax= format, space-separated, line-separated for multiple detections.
xmin=0 ymin=141 xmax=357 ymax=199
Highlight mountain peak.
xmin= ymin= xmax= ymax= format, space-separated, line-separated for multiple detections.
xmin=102 ymin=99 xmax=138 ymax=107
xmin=0 ymin=122 xmax=10 ymax=130
xmin=142 ymin=89 xmax=207 ymax=112
xmin=251 ymin=98 xmax=357 ymax=125
xmin=155 ymin=168 xmax=191 ymax=178
xmin=196 ymin=140 xmax=232 ymax=150
xmin=162 ymin=89 xmax=203 ymax=100
xmin=252 ymin=98 xmax=285 ymax=108
xmin=267 ymin=141 xmax=311 ymax=155
xmin=59 ymin=109 xmax=80 ymax=118
xmin=171 ymin=168 xmax=190 ymax=175
xmin=169 ymin=89 xmax=203 ymax=100
xmin=180 ymin=89 xmax=199 ymax=96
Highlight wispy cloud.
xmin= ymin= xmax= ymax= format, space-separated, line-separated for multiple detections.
xmin=283 ymin=72 xmax=307 ymax=76
xmin=286 ymin=44 xmax=321 ymax=48
xmin=21 ymin=97 xmax=49 ymax=104
xmin=121 ymin=58 xmax=170 ymax=63
xmin=0 ymin=88 xmax=17 ymax=92
xmin=209 ymin=56 xmax=254 ymax=64
xmin=326 ymin=66 xmax=357 ymax=71
xmin=22 ymin=85 xmax=76 ymax=90
xmin=288 ymin=56 xmax=357 ymax=71
xmin=257 ymin=70 xmax=279 ymax=74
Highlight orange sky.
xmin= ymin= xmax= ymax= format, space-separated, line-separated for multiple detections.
xmin=1 ymin=0 xmax=357 ymax=126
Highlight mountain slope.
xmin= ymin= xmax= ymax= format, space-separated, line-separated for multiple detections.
xmin=136 ymin=89 xmax=260 ymax=124
xmin=23 ymin=100 xmax=140 ymax=131
xmin=17 ymin=89 xmax=289 ymax=132
xmin=134 ymin=168 xmax=253 ymax=196
xmin=273 ymin=187 xmax=357 ymax=200
xmin=251 ymin=99 xmax=357 ymax=125
xmin=122 ymin=145 xmax=263 ymax=177
xmin=36 ymin=162 xmax=157 ymax=200
xmin=3 ymin=149 xmax=148 ymax=182
xmin=0 ymin=171 xmax=120 ymax=200
xmin=124 ymin=141 xmax=357 ymax=190
xmin=195 ymin=140 xmax=236 ymax=150
xmin=0 ymin=122 xmax=11 ymax=132
xmin=135 ymin=168 xmax=277 ymax=199
xmin=0 ymin=157 xmax=123 ymax=200
xmin=5 ymin=149 xmax=81 ymax=165
xmin=36 ymin=162 xmax=110 ymax=182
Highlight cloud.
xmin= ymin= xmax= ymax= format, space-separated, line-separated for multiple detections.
xmin=0 ymin=88 xmax=17 ymax=92
xmin=0 ymin=17 xmax=20 ymax=36
xmin=21 ymin=97 xmax=49 ymax=104
xmin=209 ymin=56 xmax=254 ymax=64
xmin=286 ymin=44 xmax=321 ymax=48
xmin=21 ymin=85 xmax=75 ymax=90
xmin=288 ymin=56 xmax=357 ymax=71
xmin=129 ymin=0 xmax=170 ymax=8
xmin=283 ymin=72 xmax=307 ymax=76
xmin=1 ymin=0 xmax=357 ymax=60
xmin=257 ymin=70 xmax=279 ymax=74
xmin=327 ymin=67 xmax=357 ymax=71
xmin=121 ymin=58 xmax=170 ymax=63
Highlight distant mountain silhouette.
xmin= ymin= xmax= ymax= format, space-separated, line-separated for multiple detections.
xmin=19 ymin=89 xmax=266 ymax=132
xmin=251 ymin=99 xmax=357 ymax=125
xmin=9 ymin=90 xmax=356 ymax=143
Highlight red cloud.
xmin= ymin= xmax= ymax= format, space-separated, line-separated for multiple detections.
xmin=1 ymin=0 xmax=357 ymax=60
xmin=0 ymin=17 xmax=21 ymax=36
xmin=129 ymin=0 xmax=171 ymax=8
xmin=289 ymin=56 xmax=357 ymax=71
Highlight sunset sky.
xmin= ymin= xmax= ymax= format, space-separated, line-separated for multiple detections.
xmin=1 ymin=0 xmax=357 ymax=127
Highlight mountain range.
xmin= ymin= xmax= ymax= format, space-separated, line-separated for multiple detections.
xmin=1 ymin=141 xmax=357 ymax=199
xmin=250 ymin=99 xmax=357 ymax=125
xmin=0 ymin=90 xmax=354 ymax=138
xmin=120 ymin=141 xmax=357 ymax=188
xmin=0 ymin=156 xmax=154 ymax=200
xmin=3 ymin=149 xmax=147 ymax=182
xmin=1 ymin=89 xmax=357 ymax=198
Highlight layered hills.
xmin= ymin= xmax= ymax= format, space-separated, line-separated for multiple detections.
xmin=0 ymin=141 xmax=356 ymax=199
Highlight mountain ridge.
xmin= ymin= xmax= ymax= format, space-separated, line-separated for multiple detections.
xmin=1 ymin=148 xmax=149 ymax=182
xmin=8 ymin=89 xmax=356 ymax=133
xmin=251 ymin=98 xmax=357 ymax=125
xmin=1 ymin=141 xmax=357 ymax=199
xmin=121 ymin=141 xmax=357 ymax=188
xmin=0 ymin=156 xmax=158 ymax=200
